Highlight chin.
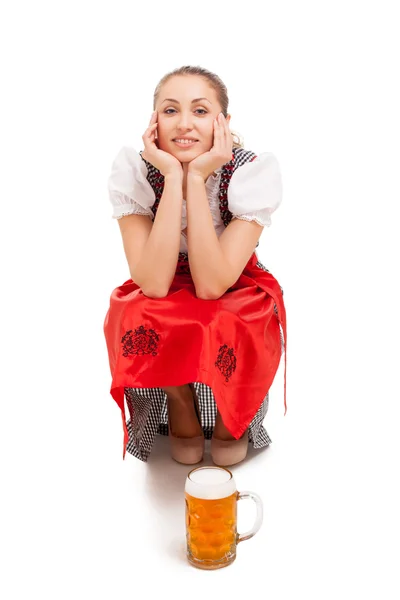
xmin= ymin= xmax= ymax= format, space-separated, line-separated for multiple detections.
xmin=168 ymin=146 xmax=203 ymax=160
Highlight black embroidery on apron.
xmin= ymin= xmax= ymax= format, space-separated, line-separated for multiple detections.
xmin=121 ymin=326 xmax=160 ymax=357
xmin=215 ymin=344 xmax=237 ymax=382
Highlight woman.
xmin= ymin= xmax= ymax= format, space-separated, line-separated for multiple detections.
xmin=104 ymin=65 xmax=287 ymax=466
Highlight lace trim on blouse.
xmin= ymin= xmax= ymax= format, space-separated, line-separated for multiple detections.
xmin=112 ymin=193 xmax=153 ymax=220
xmin=233 ymin=212 xmax=271 ymax=228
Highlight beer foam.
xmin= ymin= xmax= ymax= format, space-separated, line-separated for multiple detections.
xmin=185 ymin=467 xmax=236 ymax=500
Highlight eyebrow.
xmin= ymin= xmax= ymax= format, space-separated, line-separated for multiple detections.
xmin=160 ymin=97 xmax=212 ymax=105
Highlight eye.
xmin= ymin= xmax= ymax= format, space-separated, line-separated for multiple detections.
xmin=164 ymin=108 xmax=208 ymax=115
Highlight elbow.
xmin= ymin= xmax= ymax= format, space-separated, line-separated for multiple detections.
xmin=141 ymin=287 xmax=169 ymax=299
xmin=195 ymin=287 xmax=224 ymax=300
xmin=194 ymin=276 xmax=230 ymax=301
xmin=130 ymin=269 xmax=170 ymax=298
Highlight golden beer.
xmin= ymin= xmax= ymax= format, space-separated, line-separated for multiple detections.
xmin=185 ymin=491 xmax=237 ymax=564
xmin=185 ymin=466 xmax=263 ymax=570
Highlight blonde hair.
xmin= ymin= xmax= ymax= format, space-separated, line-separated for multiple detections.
xmin=153 ymin=65 xmax=244 ymax=149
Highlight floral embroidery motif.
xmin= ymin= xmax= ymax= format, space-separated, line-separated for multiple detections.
xmin=215 ymin=344 xmax=237 ymax=382
xmin=121 ymin=326 xmax=160 ymax=357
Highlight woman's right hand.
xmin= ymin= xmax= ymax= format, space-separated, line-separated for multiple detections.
xmin=141 ymin=112 xmax=183 ymax=178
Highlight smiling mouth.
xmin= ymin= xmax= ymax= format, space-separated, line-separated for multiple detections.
xmin=173 ymin=138 xmax=198 ymax=143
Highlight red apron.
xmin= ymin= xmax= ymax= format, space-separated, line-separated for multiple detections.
xmin=103 ymin=252 xmax=287 ymax=459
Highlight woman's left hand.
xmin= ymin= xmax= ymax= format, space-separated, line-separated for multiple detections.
xmin=188 ymin=113 xmax=233 ymax=180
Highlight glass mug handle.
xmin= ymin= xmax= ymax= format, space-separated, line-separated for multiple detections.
xmin=236 ymin=491 xmax=263 ymax=543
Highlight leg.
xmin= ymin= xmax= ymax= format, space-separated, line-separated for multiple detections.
xmin=213 ymin=410 xmax=237 ymax=441
xmin=162 ymin=384 xmax=203 ymax=438
xmin=211 ymin=409 xmax=249 ymax=466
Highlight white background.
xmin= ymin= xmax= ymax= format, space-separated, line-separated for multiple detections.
xmin=1 ymin=0 xmax=399 ymax=598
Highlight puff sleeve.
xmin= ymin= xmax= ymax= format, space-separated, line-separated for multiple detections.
xmin=227 ymin=152 xmax=282 ymax=227
xmin=107 ymin=147 xmax=155 ymax=219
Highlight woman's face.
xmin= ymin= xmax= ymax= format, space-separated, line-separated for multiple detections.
xmin=155 ymin=75 xmax=231 ymax=163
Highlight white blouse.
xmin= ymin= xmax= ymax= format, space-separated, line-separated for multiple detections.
xmin=108 ymin=147 xmax=282 ymax=253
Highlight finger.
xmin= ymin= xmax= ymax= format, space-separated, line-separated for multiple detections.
xmin=220 ymin=113 xmax=229 ymax=141
xmin=149 ymin=111 xmax=157 ymax=126
xmin=142 ymin=123 xmax=158 ymax=148
xmin=218 ymin=114 xmax=228 ymax=142
xmin=225 ymin=125 xmax=233 ymax=151
xmin=213 ymin=117 xmax=222 ymax=148
xmin=217 ymin=115 xmax=228 ymax=152
xmin=143 ymin=123 xmax=157 ymax=138
xmin=219 ymin=114 xmax=232 ymax=152
xmin=149 ymin=123 xmax=157 ymax=142
xmin=223 ymin=115 xmax=229 ymax=134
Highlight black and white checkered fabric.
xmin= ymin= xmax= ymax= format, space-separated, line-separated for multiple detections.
xmin=124 ymin=259 xmax=284 ymax=462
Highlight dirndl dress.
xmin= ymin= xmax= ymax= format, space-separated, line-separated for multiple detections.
xmin=103 ymin=147 xmax=287 ymax=461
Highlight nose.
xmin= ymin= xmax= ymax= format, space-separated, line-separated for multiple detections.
xmin=176 ymin=112 xmax=194 ymax=131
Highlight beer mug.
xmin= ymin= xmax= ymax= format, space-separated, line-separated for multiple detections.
xmin=185 ymin=466 xmax=263 ymax=570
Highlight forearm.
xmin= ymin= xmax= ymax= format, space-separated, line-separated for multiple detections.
xmin=186 ymin=173 xmax=229 ymax=298
xmin=135 ymin=173 xmax=183 ymax=296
